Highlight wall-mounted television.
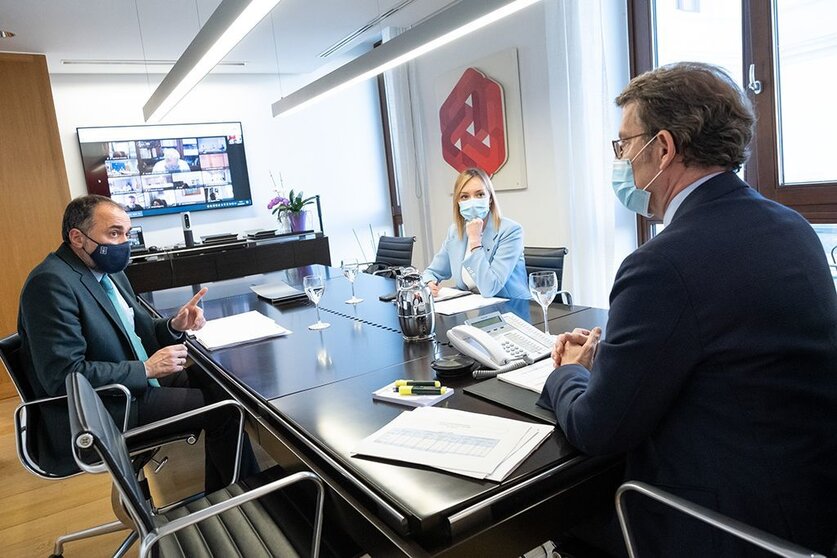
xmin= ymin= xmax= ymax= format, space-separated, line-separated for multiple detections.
xmin=77 ymin=121 xmax=253 ymax=218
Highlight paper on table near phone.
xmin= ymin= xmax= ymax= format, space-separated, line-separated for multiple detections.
xmin=190 ymin=310 xmax=291 ymax=350
xmin=249 ymin=280 xmax=307 ymax=303
xmin=497 ymin=358 xmax=556 ymax=393
xmin=433 ymin=293 xmax=507 ymax=315
xmin=350 ymin=406 xmax=553 ymax=482
xmin=433 ymin=286 xmax=472 ymax=302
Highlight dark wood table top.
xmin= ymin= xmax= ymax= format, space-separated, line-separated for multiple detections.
xmin=139 ymin=266 xmax=613 ymax=545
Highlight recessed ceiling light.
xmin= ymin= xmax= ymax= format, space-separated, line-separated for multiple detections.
xmin=0 ymin=30 xmax=15 ymax=38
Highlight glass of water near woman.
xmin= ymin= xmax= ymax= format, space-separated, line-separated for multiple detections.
xmin=529 ymin=271 xmax=558 ymax=335
xmin=342 ymin=261 xmax=363 ymax=304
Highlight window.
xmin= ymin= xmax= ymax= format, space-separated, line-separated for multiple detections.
xmin=628 ymin=0 xmax=837 ymax=246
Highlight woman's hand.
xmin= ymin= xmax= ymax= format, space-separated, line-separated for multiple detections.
xmin=427 ymin=281 xmax=440 ymax=297
xmin=465 ymin=218 xmax=484 ymax=250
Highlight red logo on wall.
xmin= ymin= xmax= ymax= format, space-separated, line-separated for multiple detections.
xmin=439 ymin=68 xmax=507 ymax=175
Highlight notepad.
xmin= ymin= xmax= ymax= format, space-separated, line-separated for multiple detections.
xmin=372 ymin=382 xmax=454 ymax=408
xmin=433 ymin=293 xmax=507 ymax=315
xmin=497 ymin=358 xmax=556 ymax=393
xmin=249 ymin=281 xmax=307 ymax=303
xmin=433 ymin=287 xmax=472 ymax=302
xmin=191 ymin=310 xmax=291 ymax=350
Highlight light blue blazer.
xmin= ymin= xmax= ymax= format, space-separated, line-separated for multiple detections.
xmin=421 ymin=216 xmax=529 ymax=299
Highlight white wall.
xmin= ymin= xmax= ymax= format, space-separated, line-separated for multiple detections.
xmin=50 ymin=71 xmax=392 ymax=265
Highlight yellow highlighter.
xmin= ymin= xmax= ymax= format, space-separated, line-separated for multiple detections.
xmin=396 ymin=386 xmax=447 ymax=396
xmin=394 ymin=380 xmax=441 ymax=388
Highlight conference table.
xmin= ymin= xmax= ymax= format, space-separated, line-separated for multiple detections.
xmin=139 ymin=265 xmax=622 ymax=557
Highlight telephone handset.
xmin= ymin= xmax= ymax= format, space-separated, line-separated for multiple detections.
xmin=446 ymin=311 xmax=553 ymax=371
xmin=447 ymin=325 xmax=512 ymax=369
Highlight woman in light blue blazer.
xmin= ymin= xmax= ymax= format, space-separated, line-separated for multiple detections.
xmin=421 ymin=168 xmax=529 ymax=299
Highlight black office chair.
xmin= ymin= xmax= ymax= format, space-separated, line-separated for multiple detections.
xmin=523 ymin=246 xmax=573 ymax=305
xmin=66 ymin=371 xmax=324 ymax=558
xmin=364 ymin=235 xmax=416 ymax=278
xmin=615 ymin=481 xmax=828 ymax=558
xmin=0 ymin=333 xmax=197 ymax=557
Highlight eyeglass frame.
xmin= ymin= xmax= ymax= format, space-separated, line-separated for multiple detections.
xmin=611 ymin=132 xmax=656 ymax=159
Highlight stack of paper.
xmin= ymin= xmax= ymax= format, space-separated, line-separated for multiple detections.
xmin=433 ymin=287 xmax=472 ymax=302
xmin=191 ymin=310 xmax=291 ymax=350
xmin=350 ymin=407 xmax=553 ymax=482
xmin=433 ymin=293 xmax=507 ymax=315
xmin=497 ymin=358 xmax=556 ymax=393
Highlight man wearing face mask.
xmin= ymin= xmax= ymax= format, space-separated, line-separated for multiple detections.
xmin=18 ymin=195 xmax=258 ymax=491
xmin=538 ymin=63 xmax=837 ymax=556
xmin=422 ymin=167 xmax=529 ymax=299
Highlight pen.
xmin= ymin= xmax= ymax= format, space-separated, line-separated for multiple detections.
xmin=395 ymin=386 xmax=447 ymax=396
xmin=394 ymin=380 xmax=441 ymax=387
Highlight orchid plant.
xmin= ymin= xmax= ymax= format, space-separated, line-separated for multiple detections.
xmin=267 ymin=189 xmax=316 ymax=215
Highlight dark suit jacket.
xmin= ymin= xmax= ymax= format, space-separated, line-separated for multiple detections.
xmin=17 ymin=243 xmax=182 ymax=474
xmin=538 ymin=173 xmax=837 ymax=556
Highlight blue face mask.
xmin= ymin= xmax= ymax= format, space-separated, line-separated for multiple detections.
xmin=81 ymin=231 xmax=132 ymax=274
xmin=611 ymin=135 xmax=663 ymax=218
xmin=459 ymin=198 xmax=490 ymax=222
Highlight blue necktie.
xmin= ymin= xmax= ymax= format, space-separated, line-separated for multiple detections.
xmin=101 ymin=275 xmax=160 ymax=388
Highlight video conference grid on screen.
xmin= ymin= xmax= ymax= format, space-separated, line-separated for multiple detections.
xmin=77 ymin=122 xmax=253 ymax=218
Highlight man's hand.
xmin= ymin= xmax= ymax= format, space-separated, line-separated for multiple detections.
xmin=427 ymin=281 xmax=440 ymax=297
xmin=465 ymin=218 xmax=484 ymax=249
xmin=170 ymin=288 xmax=208 ymax=332
xmin=144 ymin=344 xmax=188 ymax=379
xmin=552 ymin=327 xmax=601 ymax=369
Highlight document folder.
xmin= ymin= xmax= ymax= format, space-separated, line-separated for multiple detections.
xmin=464 ymin=378 xmax=557 ymax=425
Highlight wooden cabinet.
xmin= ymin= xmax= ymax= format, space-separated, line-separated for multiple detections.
xmin=125 ymin=235 xmax=331 ymax=293
xmin=0 ymin=53 xmax=71 ymax=399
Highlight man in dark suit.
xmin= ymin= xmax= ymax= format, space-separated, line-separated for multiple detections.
xmin=538 ymin=62 xmax=837 ymax=556
xmin=18 ymin=194 xmax=256 ymax=491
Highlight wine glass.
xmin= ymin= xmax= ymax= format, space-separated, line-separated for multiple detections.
xmin=303 ymin=274 xmax=330 ymax=330
xmin=529 ymin=271 xmax=558 ymax=335
xmin=342 ymin=261 xmax=363 ymax=304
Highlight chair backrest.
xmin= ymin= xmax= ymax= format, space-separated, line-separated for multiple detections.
xmin=524 ymin=246 xmax=568 ymax=290
xmin=375 ymin=236 xmax=415 ymax=268
xmin=66 ymin=372 xmax=156 ymax=535
xmin=0 ymin=332 xmax=37 ymax=401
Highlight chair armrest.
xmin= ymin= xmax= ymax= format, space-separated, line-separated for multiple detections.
xmin=146 ymin=471 xmax=325 ymax=558
xmin=16 ymin=383 xmax=132 ymax=431
xmin=556 ymin=290 xmax=573 ymax=306
xmin=615 ymin=481 xmax=826 ymax=558
xmin=124 ymin=399 xmax=245 ymax=483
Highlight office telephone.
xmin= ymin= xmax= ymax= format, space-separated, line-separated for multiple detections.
xmin=447 ymin=311 xmax=553 ymax=371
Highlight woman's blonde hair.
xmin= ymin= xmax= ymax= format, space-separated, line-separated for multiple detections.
xmin=452 ymin=167 xmax=502 ymax=239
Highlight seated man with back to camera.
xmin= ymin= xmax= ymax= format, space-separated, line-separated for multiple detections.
xmin=18 ymin=194 xmax=258 ymax=491
xmin=538 ymin=62 xmax=837 ymax=556
xmin=422 ymin=167 xmax=529 ymax=299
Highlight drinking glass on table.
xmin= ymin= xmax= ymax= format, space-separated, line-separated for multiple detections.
xmin=303 ymin=274 xmax=330 ymax=330
xmin=342 ymin=261 xmax=363 ymax=304
xmin=529 ymin=271 xmax=558 ymax=335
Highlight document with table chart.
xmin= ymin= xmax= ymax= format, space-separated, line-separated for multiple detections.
xmin=350 ymin=407 xmax=553 ymax=482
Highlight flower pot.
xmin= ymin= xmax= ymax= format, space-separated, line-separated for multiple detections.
xmin=288 ymin=211 xmax=310 ymax=232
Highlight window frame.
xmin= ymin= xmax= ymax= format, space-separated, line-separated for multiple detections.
xmin=627 ymin=0 xmax=837 ymax=244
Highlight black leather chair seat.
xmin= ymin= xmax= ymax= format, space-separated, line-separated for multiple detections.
xmin=153 ymin=483 xmax=298 ymax=558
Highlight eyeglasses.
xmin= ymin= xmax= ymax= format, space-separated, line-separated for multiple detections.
xmin=611 ymin=132 xmax=655 ymax=159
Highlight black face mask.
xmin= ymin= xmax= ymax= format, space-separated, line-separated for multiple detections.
xmin=80 ymin=231 xmax=132 ymax=274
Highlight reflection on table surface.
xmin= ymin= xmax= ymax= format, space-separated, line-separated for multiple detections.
xmin=137 ymin=265 xmax=618 ymax=552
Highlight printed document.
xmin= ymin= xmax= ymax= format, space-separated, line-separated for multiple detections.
xmin=497 ymin=358 xmax=556 ymax=393
xmin=350 ymin=407 xmax=552 ymax=481
xmin=191 ymin=310 xmax=290 ymax=350
xmin=434 ymin=293 xmax=507 ymax=315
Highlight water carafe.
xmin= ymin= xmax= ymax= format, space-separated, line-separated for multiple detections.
xmin=396 ymin=270 xmax=435 ymax=341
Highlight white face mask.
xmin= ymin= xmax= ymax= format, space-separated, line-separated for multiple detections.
xmin=611 ymin=135 xmax=663 ymax=218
